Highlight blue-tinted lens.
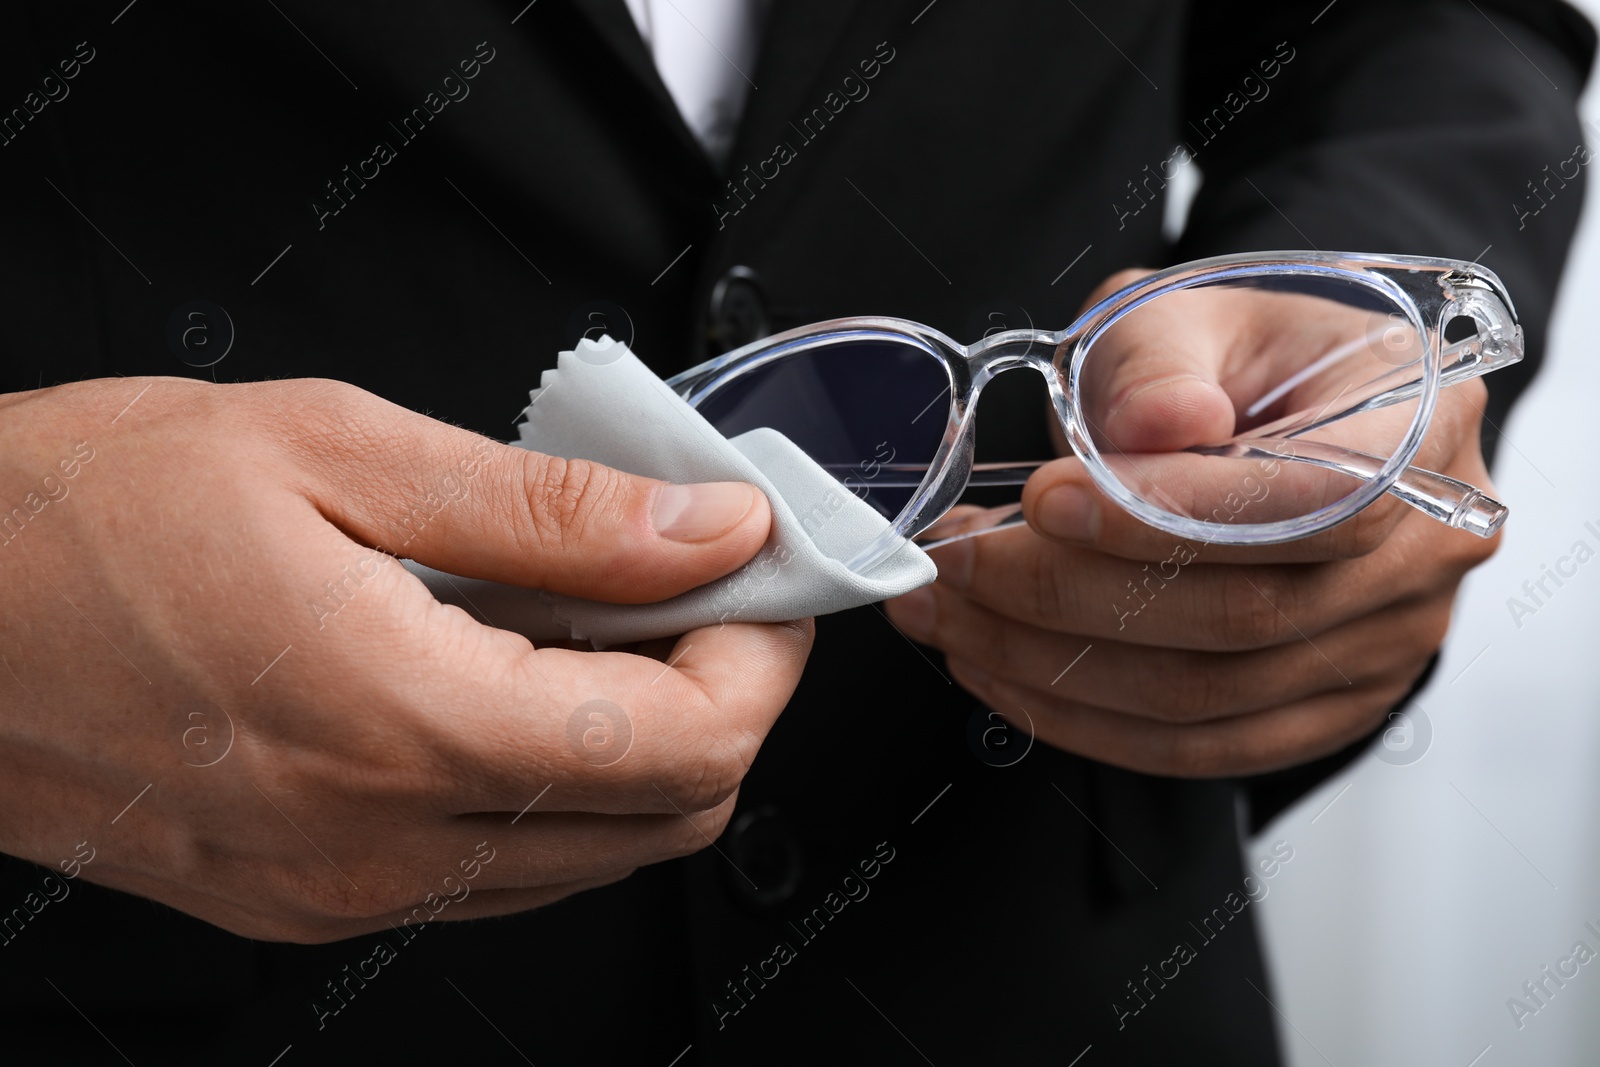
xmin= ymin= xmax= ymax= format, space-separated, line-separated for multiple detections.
xmin=690 ymin=337 xmax=951 ymax=521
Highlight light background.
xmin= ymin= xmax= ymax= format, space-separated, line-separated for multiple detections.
xmin=1254 ymin=5 xmax=1600 ymax=1064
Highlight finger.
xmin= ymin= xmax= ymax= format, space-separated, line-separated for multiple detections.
xmin=1027 ymin=380 xmax=1496 ymax=564
xmin=263 ymin=379 xmax=773 ymax=604
xmin=423 ymin=616 xmax=815 ymax=817
xmin=262 ymin=505 xmax=813 ymax=820
xmin=903 ymin=584 xmax=1451 ymax=724
xmin=1025 ymin=444 xmax=1405 ymax=560
xmin=1075 ymin=270 xmax=1237 ymax=452
xmin=945 ymin=658 xmax=1414 ymax=778
xmin=128 ymin=795 xmax=747 ymax=942
xmin=444 ymin=802 xmax=741 ymax=890
xmin=917 ymin=503 xmax=997 ymax=543
xmin=293 ymin=878 xmax=631 ymax=944
xmin=198 ymin=875 xmax=630 ymax=944
xmin=896 ymin=528 xmax=1344 ymax=651
xmin=899 ymin=514 xmax=1479 ymax=652
xmin=58 ymin=853 xmax=625 ymax=945
xmin=364 ymin=874 xmax=632 ymax=929
xmin=374 ymin=802 xmax=741 ymax=897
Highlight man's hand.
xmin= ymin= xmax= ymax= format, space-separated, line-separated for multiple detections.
xmin=885 ymin=270 xmax=1499 ymax=777
xmin=0 ymin=376 xmax=812 ymax=942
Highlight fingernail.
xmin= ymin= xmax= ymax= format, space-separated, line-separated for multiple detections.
xmin=1106 ymin=374 xmax=1232 ymax=451
xmin=1037 ymin=485 xmax=1100 ymax=542
xmin=653 ymin=482 xmax=757 ymax=543
xmin=887 ymin=587 xmax=936 ymax=639
xmin=1108 ymin=373 xmax=1208 ymax=426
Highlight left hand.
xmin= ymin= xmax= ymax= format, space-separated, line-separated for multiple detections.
xmin=884 ymin=270 xmax=1502 ymax=777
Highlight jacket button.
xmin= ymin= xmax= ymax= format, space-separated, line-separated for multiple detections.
xmin=707 ymin=266 xmax=770 ymax=354
xmin=719 ymin=805 xmax=803 ymax=912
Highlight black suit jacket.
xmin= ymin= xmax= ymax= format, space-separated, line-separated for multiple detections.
xmin=0 ymin=2 xmax=1591 ymax=1063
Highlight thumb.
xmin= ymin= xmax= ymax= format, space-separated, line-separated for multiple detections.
xmin=285 ymin=382 xmax=771 ymax=604
xmin=1078 ymin=270 xmax=1236 ymax=453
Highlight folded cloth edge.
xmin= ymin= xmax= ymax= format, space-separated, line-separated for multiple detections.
xmin=404 ymin=336 xmax=936 ymax=647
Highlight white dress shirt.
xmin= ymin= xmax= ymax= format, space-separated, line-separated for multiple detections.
xmin=622 ymin=0 xmax=770 ymax=165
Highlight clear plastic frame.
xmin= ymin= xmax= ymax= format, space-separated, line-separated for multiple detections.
xmin=667 ymin=251 xmax=1523 ymax=572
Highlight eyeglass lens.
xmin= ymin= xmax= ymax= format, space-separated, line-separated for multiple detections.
xmin=689 ymin=336 xmax=951 ymax=521
xmin=1076 ymin=272 xmax=1432 ymax=532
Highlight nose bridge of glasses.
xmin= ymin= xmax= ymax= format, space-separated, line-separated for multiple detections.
xmin=966 ymin=328 xmax=1063 ymax=385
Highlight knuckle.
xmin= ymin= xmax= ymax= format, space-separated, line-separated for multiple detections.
xmin=696 ymin=799 xmax=737 ymax=843
xmin=1396 ymin=596 xmax=1454 ymax=661
xmin=664 ymin=732 xmax=758 ymax=813
xmin=992 ymin=630 xmax=1030 ymax=687
xmin=296 ymin=376 xmax=368 ymax=408
xmin=663 ymin=801 xmax=736 ymax=860
xmin=1456 ymin=376 xmax=1490 ymax=414
xmin=1307 ymin=686 xmax=1406 ymax=762
xmin=1421 ymin=599 xmax=1453 ymax=649
xmin=663 ymin=818 xmax=707 ymax=859
xmin=1146 ymin=651 xmax=1240 ymax=723
xmin=290 ymin=378 xmax=377 ymax=434
xmin=1450 ymin=523 xmax=1501 ymax=571
xmin=986 ymin=620 xmax=1025 ymax=681
xmin=521 ymin=454 xmax=613 ymax=549
xmin=352 ymin=877 xmax=428 ymax=920
xmin=274 ymin=378 xmax=388 ymax=468
xmin=1329 ymin=501 xmax=1401 ymax=559
xmin=1025 ymin=548 xmax=1068 ymax=625
xmin=268 ymin=863 xmax=368 ymax=923
xmin=260 ymin=849 xmax=428 ymax=927
xmin=1215 ymin=569 xmax=1293 ymax=649
xmin=1471 ymin=524 xmax=1502 ymax=563
xmin=1160 ymin=730 xmax=1234 ymax=778
xmin=698 ymin=737 xmax=758 ymax=808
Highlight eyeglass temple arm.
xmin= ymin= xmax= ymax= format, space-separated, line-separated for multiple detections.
xmin=1188 ymin=440 xmax=1506 ymax=537
xmin=828 ymin=438 xmax=1507 ymax=539
xmin=1238 ymin=324 xmax=1523 ymax=444
xmin=912 ymin=443 xmax=1506 ymax=550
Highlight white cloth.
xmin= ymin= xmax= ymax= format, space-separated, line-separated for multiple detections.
xmin=622 ymin=0 xmax=769 ymax=165
xmin=404 ymin=337 xmax=936 ymax=647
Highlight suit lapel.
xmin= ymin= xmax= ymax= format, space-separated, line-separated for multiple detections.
xmin=726 ymin=0 xmax=877 ymax=173
xmin=561 ymin=0 xmax=712 ymax=173
xmin=560 ymin=0 xmax=884 ymax=183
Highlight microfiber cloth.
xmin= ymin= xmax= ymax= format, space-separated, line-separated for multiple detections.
xmin=403 ymin=336 xmax=937 ymax=647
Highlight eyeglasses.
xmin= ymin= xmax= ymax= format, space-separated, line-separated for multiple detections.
xmin=667 ymin=251 xmax=1522 ymax=572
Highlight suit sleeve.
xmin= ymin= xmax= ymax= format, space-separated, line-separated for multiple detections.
xmin=1167 ymin=0 xmax=1595 ymax=829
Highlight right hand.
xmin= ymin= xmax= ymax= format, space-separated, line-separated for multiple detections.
xmin=889 ymin=269 xmax=1496 ymax=778
xmin=0 ymin=376 xmax=812 ymax=943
